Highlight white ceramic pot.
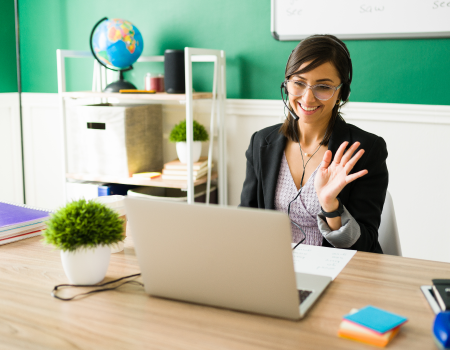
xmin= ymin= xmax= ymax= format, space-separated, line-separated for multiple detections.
xmin=176 ymin=141 xmax=202 ymax=163
xmin=60 ymin=245 xmax=111 ymax=285
xmin=93 ymin=195 xmax=126 ymax=253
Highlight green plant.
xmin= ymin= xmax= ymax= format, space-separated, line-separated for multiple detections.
xmin=42 ymin=199 xmax=124 ymax=252
xmin=169 ymin=120 xmax=209 ymax=142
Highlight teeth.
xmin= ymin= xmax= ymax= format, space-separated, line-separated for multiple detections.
xmin=300 ymin=103 xmax=319 ymax=111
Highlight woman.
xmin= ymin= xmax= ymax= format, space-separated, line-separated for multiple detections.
xmin=239 ymin=34 xmax=388 ymax=253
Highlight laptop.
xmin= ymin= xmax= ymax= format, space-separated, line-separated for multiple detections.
xmin=125 ymin=197 xmax=331 ymax=320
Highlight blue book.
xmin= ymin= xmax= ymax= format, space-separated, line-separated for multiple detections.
xmin=343 ymin=305 xmax=407 ymax=334
xmin=98 ymin=184 xmax=137 ymax=197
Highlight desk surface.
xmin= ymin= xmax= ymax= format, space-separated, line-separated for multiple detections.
xmin=1 ymin=236 xmax=448 ymax=350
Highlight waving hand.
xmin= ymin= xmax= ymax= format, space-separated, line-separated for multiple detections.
xmin=314 ymin=141 xmax=368 ymax=212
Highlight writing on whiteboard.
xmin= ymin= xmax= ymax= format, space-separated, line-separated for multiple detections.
xmin=360 ymin=4 xmax=385 ymax=13
xmin=285 ymin=0 xmax=301 ymax=17
xmin=273 ymin=0 xmax=450 ymax=40
xmin=286 ymin=8 xmax=302 ymax=16
xmin=433 ymin=1 xmax=450 ymax=9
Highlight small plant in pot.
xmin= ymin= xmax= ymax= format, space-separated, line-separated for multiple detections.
xmin=169 ymin=119 xmax=209 ymax=163
xmin=42 ymin=199 xmax=124 ymax=285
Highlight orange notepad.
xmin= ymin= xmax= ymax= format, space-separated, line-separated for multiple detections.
xmin=338 ymin=319 xmax=400 ymax=347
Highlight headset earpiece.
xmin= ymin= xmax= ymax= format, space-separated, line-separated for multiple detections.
xmin=340 ymin=84 xmax=350 ymax=103
xmin=280 ymin=81 xmax=299 ymax=120
xmin=343 ymin=83 xmax=351 ymax=102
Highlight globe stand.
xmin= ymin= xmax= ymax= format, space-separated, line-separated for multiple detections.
xmin=103 ymin=70 xmax=136 ymax=93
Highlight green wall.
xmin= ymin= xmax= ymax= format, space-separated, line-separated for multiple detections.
xmin=16 ymin=0 xmax=450 ymax=105
xmin=1 ymin=0 xmax=18 ymax=93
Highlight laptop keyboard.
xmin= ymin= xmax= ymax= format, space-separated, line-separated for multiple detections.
xmin=298 ymin=289 xmax=313 ymax=305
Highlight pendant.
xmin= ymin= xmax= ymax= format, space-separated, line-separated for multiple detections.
xmin=304 ymin=153 xmax=310 ymax=157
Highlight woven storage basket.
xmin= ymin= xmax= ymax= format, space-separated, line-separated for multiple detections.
xmin=66 ymin=104 xmax=163 ymax=177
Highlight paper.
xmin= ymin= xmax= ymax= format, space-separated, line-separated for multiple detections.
xmin=292 ymin=244 xmax=356 ymax=280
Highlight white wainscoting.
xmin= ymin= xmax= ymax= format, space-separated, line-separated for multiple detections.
xmin=21 ymin=93 xmax=64 ymax=210
xmin=2 ymin=93 xmax=450 ymax=263
xmin=0 ymin=93 xmax=24 ymax=204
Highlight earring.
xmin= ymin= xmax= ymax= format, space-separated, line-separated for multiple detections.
xmin=336 ymin=100 xmax=340 ymax=105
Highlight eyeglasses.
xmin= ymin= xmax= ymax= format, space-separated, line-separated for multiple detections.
xmin=285 ymin=80 xmax=343 ymax=101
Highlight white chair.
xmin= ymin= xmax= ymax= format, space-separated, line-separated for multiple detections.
xmin=378 ymin=191 xmax=402 ymax=256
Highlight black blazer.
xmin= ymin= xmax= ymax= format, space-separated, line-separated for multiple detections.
xmin=239 ymin=117 xmax=388 ymax=253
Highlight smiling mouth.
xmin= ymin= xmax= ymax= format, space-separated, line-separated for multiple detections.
xmin=299 ymin=102 xmax=320 ymax=112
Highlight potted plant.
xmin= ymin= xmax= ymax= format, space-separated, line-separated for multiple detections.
xmin=42 ymin=199 xmax=124 ymax=285
xmin=169 ymin=120 xmax=209 ymax=163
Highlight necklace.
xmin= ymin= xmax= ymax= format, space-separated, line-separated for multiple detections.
xmin=300 ymin=142 xmax=322 ymax=158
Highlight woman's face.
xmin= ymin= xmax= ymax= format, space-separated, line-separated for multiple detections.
xmin=288 ymin=61 xmax=342 ymax=127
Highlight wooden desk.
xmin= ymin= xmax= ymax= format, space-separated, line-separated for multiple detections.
xmin=1 ymin=236 xmax=448 ymax=349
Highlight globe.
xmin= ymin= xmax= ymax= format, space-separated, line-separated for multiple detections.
xmin=90 ymin=18 xmax=144 ymax=91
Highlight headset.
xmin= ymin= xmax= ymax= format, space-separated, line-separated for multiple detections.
xmin=280 ymin=35 xmax=353 ymax=121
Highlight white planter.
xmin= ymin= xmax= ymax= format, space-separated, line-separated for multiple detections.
xmin=176 ymin=141 xmax=202 ymax=163
xmin=60 ymin=245 xmax=111 ymax=285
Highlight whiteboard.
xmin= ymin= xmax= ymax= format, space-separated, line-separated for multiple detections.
xmin=271 ymin=0 xmax=450 ymax=40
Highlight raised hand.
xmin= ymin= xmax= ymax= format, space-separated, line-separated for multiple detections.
xmin=314 ymin=141 xmax=368 ymax=212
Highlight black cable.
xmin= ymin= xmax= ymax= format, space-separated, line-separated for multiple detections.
xmin=282 ymin=86 xmax=324 ymax=250
xmin=289 ymin=127 xmax=322 ymax=251
xmin=51 ymin=273 xmax=143 ymax=301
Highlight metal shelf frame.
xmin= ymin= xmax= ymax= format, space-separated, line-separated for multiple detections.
xmin=56 ymin=48 xmax=227 ymax=205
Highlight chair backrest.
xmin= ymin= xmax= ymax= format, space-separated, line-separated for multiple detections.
xmin=378 ymin=191 xmax=402 ymax=256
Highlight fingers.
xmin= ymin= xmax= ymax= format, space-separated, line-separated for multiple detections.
xmin=319 ymin=150 xmax=332 ymax=170
xmin=340 ymin=142 xmax=361 ymax=165
xmin=344 ymin=149 xmax=365 ymax=173
xmin=346 ymin=169 xmax=368 ymax=184
xmin=333 ymin=141 xmax=349 ymax=165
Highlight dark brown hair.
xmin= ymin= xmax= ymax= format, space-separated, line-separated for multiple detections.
xmin=280 ymin=34 xmax=352 ymax=145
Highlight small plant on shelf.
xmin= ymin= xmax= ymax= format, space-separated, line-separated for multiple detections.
xmin=169 ymin=120 xmax=209 ymax=143
xmin=169 ymin=120 xmax=209 ymax=163
xmin=43 ymin=199 xmax=124 ymax=285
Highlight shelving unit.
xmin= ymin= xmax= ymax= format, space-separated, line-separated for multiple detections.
xmin=66 ymin=172 xmax=218 ymax=189
xmin=61 ymin=91 xmax=214 ymax=101
xmin=57 ymin=48 xmax=227 ymax=205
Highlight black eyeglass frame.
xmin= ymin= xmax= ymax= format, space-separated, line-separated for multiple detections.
xmin=284 ymin=80 xmax=343 ymax=101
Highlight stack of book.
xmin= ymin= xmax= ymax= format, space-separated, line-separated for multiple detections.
xmin=161 ymin=157 xmax=212 ymax=181
xmin=0 ymin=202 xmax=51 ymax=245
xmin=338 ymin=305 xmax=407 ymax=347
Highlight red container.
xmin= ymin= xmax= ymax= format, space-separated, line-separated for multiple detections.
xmin=145 ymin=73 xmax=165 ymax=92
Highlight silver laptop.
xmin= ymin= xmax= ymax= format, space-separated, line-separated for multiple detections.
xmin=125 ymin=197 xmax=331 ymax=320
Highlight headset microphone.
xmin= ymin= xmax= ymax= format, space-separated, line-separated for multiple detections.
xmin=280 ymin=82 xmax=299 ymax=120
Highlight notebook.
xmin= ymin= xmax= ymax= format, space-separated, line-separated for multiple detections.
xmin=0 ymin=202 xmax=52 ymax=245
xmin=163 ymin=157 xmax=210 ymax=171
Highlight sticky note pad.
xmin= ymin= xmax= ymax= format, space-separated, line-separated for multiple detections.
xmin=343 ymin=306 xmax=407 ymax=334
xmin=338 ymin=319 xmax=400 ymax=347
